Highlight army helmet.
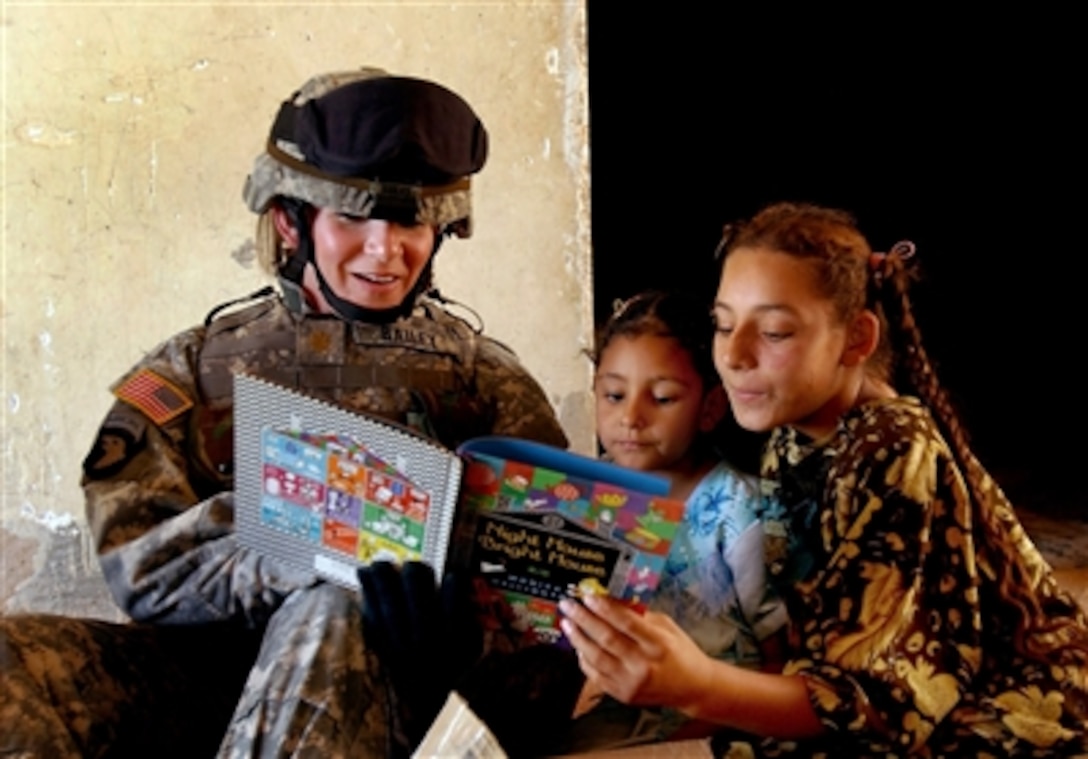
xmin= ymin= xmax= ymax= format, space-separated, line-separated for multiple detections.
xmin=243 ymin=67 xmax=488 ymax=239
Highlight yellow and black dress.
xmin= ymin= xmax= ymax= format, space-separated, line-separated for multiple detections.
xmin=755 ymin=396 xmax=1087 ymax=758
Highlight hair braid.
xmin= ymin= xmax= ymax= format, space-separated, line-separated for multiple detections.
xmin=722 ymin=202 xmax=1088 ymax=661
xmin=880 ymin=256 xmax=972 ymax=466
xmin=878 ymin=255 xmax=1085 ymax=656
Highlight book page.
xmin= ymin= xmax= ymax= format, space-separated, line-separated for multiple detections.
xmin=234 ymin=373 xmax=463 ymax=585
xmin=453 ymin=437 xmax=684 ymax=644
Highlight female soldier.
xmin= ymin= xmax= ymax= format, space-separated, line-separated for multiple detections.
xmin=0 ymin=68 xmax=566 ymax=759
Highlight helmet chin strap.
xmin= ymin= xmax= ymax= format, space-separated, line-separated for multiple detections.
xmin=278 ymin=201 xmax=445 ymax=324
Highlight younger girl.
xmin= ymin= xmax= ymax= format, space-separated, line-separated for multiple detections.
xmin=560 ymin=204 xmax=1088 ymax=756
xmin=565 ymin=290 xmax=787 ymax=752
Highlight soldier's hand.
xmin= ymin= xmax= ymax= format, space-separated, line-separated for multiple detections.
xmin=357 ymin=560 xmax=482 ymax=749
xmin=457 ymin=644 xmax=585 ymax=758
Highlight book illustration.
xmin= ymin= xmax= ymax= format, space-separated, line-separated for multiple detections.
xmin=235 ymin=374 xmax=462 ymax=585
xmin=453 ymin=443 xmax=684 ymax=644
xmin=257 ymin=428 xmax=433 ymax=565
xmin=234 ymin=374 xmax=685 ymax=644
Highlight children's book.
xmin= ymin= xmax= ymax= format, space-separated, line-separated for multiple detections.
xmin=233 ymin=373 xmax=684 ymax=642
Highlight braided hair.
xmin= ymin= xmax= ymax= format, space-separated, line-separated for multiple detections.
xmin=716 ymin=202 xmax=958 ymax=445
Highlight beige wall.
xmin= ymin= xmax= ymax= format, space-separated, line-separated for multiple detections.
xmin=1 ymin=2 xmax=592 ymax=618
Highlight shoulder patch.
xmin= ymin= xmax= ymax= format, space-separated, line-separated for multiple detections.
xmin=114 ymin=367 xmax=194 ymax=425
xmin=83 ymin=408 xmax=147 ymax=480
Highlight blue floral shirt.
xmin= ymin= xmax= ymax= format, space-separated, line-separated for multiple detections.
xmin=649 ymin=462 xmax=787 ymax=667
xmin=567 ymin=462 xmax=788 ymax=750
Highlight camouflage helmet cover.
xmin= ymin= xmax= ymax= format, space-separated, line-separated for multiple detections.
xmin=243 ymin=68 xmax=488 ymax=238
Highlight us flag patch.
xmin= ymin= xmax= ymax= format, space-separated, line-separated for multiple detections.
xmin=114 ymin=367 xmax=194 ymax=425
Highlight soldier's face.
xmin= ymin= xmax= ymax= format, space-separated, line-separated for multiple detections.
xmin=306 ymin=209 xmax=436 ymax=312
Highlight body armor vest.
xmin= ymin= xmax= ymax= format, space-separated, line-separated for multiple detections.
xmin=189 ymin=294 xmax=492 ymax=489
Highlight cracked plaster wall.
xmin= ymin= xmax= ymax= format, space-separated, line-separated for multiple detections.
xmin=1 ymin=2 xmax=592 ymax=619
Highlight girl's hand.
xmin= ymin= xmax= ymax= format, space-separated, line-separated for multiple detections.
xmin=571 ymin=677 xmax=606 ymax=718
xmin=558 ymin=594 xmax=711 ymax=713
xmin=559 ymin=594 xmax=825 ymax=740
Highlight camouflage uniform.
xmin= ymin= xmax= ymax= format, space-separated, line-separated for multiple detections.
xmin=0 ymin=291 xmax=566 ymax=759
xmin=0 ymin=68 xmax=568 ymax=758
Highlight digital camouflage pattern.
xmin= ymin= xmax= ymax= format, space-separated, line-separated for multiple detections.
xmin=0 ymin=615 xmax=259 ymax=758
xmin=244 ymin=149 xmax=475 ymax=236
xmin=215 ymin=584 xmax=391 ymax=758
xmin=292 ymin=68 xmax=390 ymax=102
xmin=0 ymin=289 xmax=567 ymax=758
xmin=751 ymin=396 xmax=1088 ymax=757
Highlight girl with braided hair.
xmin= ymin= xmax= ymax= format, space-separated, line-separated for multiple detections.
xmin=559 ymin=202 xmax=1088 ymax=756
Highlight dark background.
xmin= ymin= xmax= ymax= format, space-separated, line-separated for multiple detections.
xmin=587 ymin=9 xmax=1081 ymax=516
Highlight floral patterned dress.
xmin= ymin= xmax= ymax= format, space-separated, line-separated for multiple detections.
xmin=752 ymin=396 xmax=1088 ymax=757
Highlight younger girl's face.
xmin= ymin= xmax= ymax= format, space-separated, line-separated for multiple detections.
xmin=712 ymin=246 xmax=860 ymax=439
xmin=594 ymin=333 xmax=715 ymax=475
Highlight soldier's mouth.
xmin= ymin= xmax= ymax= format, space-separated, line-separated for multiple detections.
xmin=355 ymin=273 xmax=398 ymax=285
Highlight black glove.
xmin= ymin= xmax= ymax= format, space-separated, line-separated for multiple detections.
xmin=457 ymin=644 xmax=586 ymax=758
xmin=358 ymin=560 xmax=483 ymax=751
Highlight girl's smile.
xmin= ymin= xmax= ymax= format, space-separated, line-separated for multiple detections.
xmin=712 ymin=246 xmax=870 ymax=440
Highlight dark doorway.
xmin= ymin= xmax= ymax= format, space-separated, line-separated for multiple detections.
xmin=587 ymin=9 xmax=1081 ymax=516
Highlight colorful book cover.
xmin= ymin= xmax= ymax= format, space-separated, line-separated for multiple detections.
xmin=450 ymin=437 xmax=682 ymax=644
xmin=234 ymin=374 xmax=462 ymax=587
xmin=257 ymin=427 xmax=432 ymax=566
xmin=234 ymin=374 xmax=684 ymax=644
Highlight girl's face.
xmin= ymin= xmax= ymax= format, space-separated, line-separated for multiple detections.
xmin=292 ymin=209 xmax=436 ymax=312
xmin=712 ymin=246 xmax=865 ymax=440
xmin=594 ymin=333 xmax=718 ymax=475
